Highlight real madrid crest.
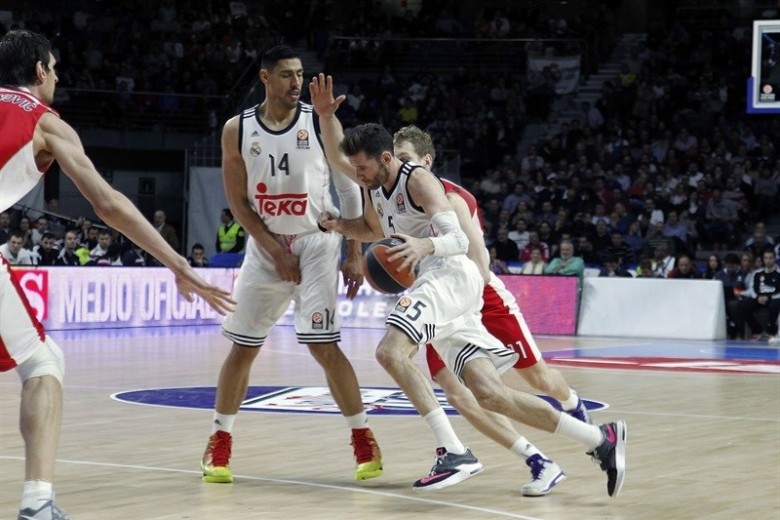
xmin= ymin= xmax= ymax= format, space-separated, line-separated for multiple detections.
xmin=250 ymin=141 xmax=261 ymax=157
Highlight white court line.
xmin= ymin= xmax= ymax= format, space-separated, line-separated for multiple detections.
xmin=0 ymin=456 xmax=542 ymax=520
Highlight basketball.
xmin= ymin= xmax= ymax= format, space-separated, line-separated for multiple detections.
xmin=363 ymin=238 xmax=417 ymax=294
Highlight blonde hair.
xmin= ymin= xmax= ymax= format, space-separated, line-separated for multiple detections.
xmin=393 ymin=125 xmax=436 ymax=163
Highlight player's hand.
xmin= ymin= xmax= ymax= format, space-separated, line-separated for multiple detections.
xmin=386 ymin=233 xmax=430 ymax=274
xmin=341 ymin=254 xmax=364 ymax=300
xmin=174 ymin=268 xmax=236 ymax=315
xmin=309 ymin=73 xmax=345 ymax=119
xmin=271 ymin=249 xmax=301 ymax=284
xmin=318 ymin=211 xmax=341 ymax=232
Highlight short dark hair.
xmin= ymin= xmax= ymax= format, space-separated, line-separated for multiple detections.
xmin=41 ymin=232 xmax=55 ymax=241
xmin=222 ymin=208 xmax=233 ymax=220
xmin=340 ymin=123 xmax=394 ymax=159
xmin=261 ymin=44 xmax=300 ymax=71
xmin=0 ymin=30 xmax=52 ymax=86
xmin=192 ymin=243 xmax=205 ymax=251
xmin=724 ymin=253 xmax=740 ymax=265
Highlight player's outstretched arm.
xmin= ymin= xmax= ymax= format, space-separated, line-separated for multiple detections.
xmin=38 ymin=113 xmax=236 ymax=314
xmin=309 ymin=73 xmax=359 ymax=184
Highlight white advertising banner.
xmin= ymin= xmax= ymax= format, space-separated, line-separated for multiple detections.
xmin=577 ymin=278 xmax=727 ymax=340
xmin=528 ymin=54 xmax=581 ymax=94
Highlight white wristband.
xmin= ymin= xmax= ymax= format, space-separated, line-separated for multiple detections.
xmin=430 ymin=211 xmax=468 ymax=256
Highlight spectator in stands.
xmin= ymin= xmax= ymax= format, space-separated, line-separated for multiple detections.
xmin=32 ymin=232 xmax=59 ymax=266
xmin=678 ymin=210 xmax=700 ymax=253
xmin=667 ymin=254 xmax=702 ymax=279
xmin=652 ymin=242 xmax=675 ymax=278
xmin=216 ymin=208 xmax=246 ymax=253
xmin=717 ymin=253 xmax=748 ymax=339
xmin=188 ymin=243 xmax=209 ymax=267
xmin=589 ymin=220 xmax=612 ymax=261
xmin=0 ymin=231 xmax=35 ymax=265
xmin=30 ymin=217 xmax=50 ymax=247
xmin=637 ymin=197 xmax=664 ymax=236
xmin=635 ymin=257 xmax=655 ymax=278
xmin=576 ymin=235 xmax=597 ymax=265
xmin=489 ymin=246 xmax=510 ymax=274
xmin=520 ymin=231 xmax=550 ymax=263
xmin=503 ymin=182 xmax=532 ymax=214
xmin=153 ymin=210 xmax=180 ymax=253
xmin=705 ymin=188 xmax=738 ymax=248
xmin=56 ymin=230 xmax=84 ymax=266
xmin=520 ymin=246 xmax=546 ymax=275
xmin=0 ymin=211 xmax=11 ymax=245
xmin=492 ymin=227 xmax=520 ymax=263
xmin=82 ymin=225 xmax=99 ymax=250
xmin=17 ymin=216 xmax=34 ymax=250
xmin=94 ymin=243 xmax=123 ymax=266
xmin=544 ymin=240 xmax=584 ymax=277
xmin=662 ymin=210 xmax=688 ymax=252
xmin=508 ymin=217 xmax=530 ymax=251
xmin=703 ymin=254 xmax=722 ymax=280
xmin=90 ymin=229 xmax=112 ymax=262
xmin=744 ymin=222 xmax=774 ymax=259
xmin=602 ymin=230 xmax=635 ymax=267
xmin=599 ymin=254 xmax=632 ymax=277
xmin=121 ymin=242 xmax=147 ymax=267
xmin=734 ymin=249 xmax=780 ymax=340
xmin=623 ymin=220 xmax=644 ymax=260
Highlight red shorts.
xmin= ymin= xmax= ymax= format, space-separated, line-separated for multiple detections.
xmin=426 ymin=273 xmax=541 ymax=378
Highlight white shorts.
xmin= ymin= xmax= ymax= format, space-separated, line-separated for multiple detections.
xmin=387 ymin=256 xmax=518 ymax=378
xmin=222 ymin=231 xmax=341 ymax=347
xmin=0 ymin=255 xmax=46 ymax=372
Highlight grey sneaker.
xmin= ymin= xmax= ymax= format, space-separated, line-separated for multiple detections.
xmin=521 ymin=454 xmax=567 ymax=496
xmin=18 ymin=497 xmax=70 ymax=520
xmin=413 ymin=447 xmax=483 ymax=490
xmin=591 ymin=421 xmax=627 ymax=498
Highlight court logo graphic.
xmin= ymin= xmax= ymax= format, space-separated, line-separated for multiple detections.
xmin=112 ymin=385 xmax=608 ymax=416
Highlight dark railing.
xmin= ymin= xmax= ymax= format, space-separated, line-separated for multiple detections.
xmin=326 ymin=37 xmax=585 ymax=76
xmin=54 ymin=88 xmax=230 ymax=135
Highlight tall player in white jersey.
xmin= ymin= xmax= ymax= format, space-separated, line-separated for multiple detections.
xmin=200 ymin=45 xmax=383 ymax=485
xmin=0 ymin=30 xmax=235 ymax=520
xmin=393 ymin=125 xmax=597 ymax=496
xmin=317 ymin=119 xmax=627 ymax=497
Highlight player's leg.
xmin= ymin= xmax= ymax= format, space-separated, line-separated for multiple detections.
xmin=203 ymin=255 xmax=293 ymax=483
xmin=297 ymin=232 xmax=382 ymax=480
xmin=429 ymin=350 xmax=565 ymax=496
xmin=482 ymin=275 xmax=591 ymax=423
xmin=461 ymin=357 xmax=627 ymax=498
xmin=2 ymin=259 xmax=70 ymax=518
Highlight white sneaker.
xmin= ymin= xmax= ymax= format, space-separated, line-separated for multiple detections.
xmin=521 ymin=454 xmax=567 ymax=496
xmin=769 ymin=335 xmax=780 ymax=346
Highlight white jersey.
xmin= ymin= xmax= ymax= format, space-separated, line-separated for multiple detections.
xmin=239 ymin=102 xmax=337 ymax=236
xmin=367 ymin=162 xmax=465 ymax=273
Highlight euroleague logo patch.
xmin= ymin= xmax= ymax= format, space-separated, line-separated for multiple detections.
xmin=296 ymin=129 xmax=310 ymax=149
xmin=112 ymin=386 xmax=607 ymax=416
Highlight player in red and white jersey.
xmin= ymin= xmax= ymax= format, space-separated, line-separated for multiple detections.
xmin=0 ymin=30 xmax=235 ymax=519
xmin=392 ymin=125 xmax=602 ymax=496
xmin=201 ymin=46 xmax=383 ymax=486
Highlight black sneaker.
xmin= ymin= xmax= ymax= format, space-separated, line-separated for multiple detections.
xmin=591 ymin=421 xmax=627 ymax=498
xmin=413 ymin=447 xmax=483 ymax=490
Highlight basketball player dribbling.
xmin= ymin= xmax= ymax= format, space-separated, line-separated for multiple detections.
xmin=200 ymin=45 xmax=383 ymax=485
xmin=393 ymin=124 xmax=596 ymax=496
xmin=316 ymin=115 xmax=627 ymax=497
xmin=0 ymin=30 xmax=235 ymax=520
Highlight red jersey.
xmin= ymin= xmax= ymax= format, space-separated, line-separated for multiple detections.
xmin=0 ymin=86 xmax=57 ymax=212
xmin=439 ymin=177 xmax=485 ymax=232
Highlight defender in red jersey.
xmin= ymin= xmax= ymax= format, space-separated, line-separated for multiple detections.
xmin=0 ymin=30 xmax=235 ymax=519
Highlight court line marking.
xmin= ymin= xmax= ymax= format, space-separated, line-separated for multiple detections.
xmin=0 ymin=455 xmax=543 ymax=520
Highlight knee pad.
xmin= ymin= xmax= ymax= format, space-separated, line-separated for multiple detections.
xmin=16 ymin=337 xmax=65 ymax=384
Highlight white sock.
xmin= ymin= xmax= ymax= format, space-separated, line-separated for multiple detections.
xmin=423 ymin=408 xmax=465 ymax=454
xmin=21 ymin=480 xmax=52 ymax=509
xmin=559 ymin=389 xmax=579 ymax=411
xmin=346 ymin=411 xmax=369 ymax=429
xmin=510 ymin=437 xmax=544 ymax=459
xmin=212 ymin=412 xmax=237 ymax=434
xmin=555 ymin=412 xmax=604 ymax=450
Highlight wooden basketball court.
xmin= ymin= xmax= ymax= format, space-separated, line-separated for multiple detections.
xmin=1 ymin=325 xmax=778 ymax=519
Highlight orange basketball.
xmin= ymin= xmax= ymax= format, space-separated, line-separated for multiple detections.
xmin=362 ymin=238 xmax=417 ymax=294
